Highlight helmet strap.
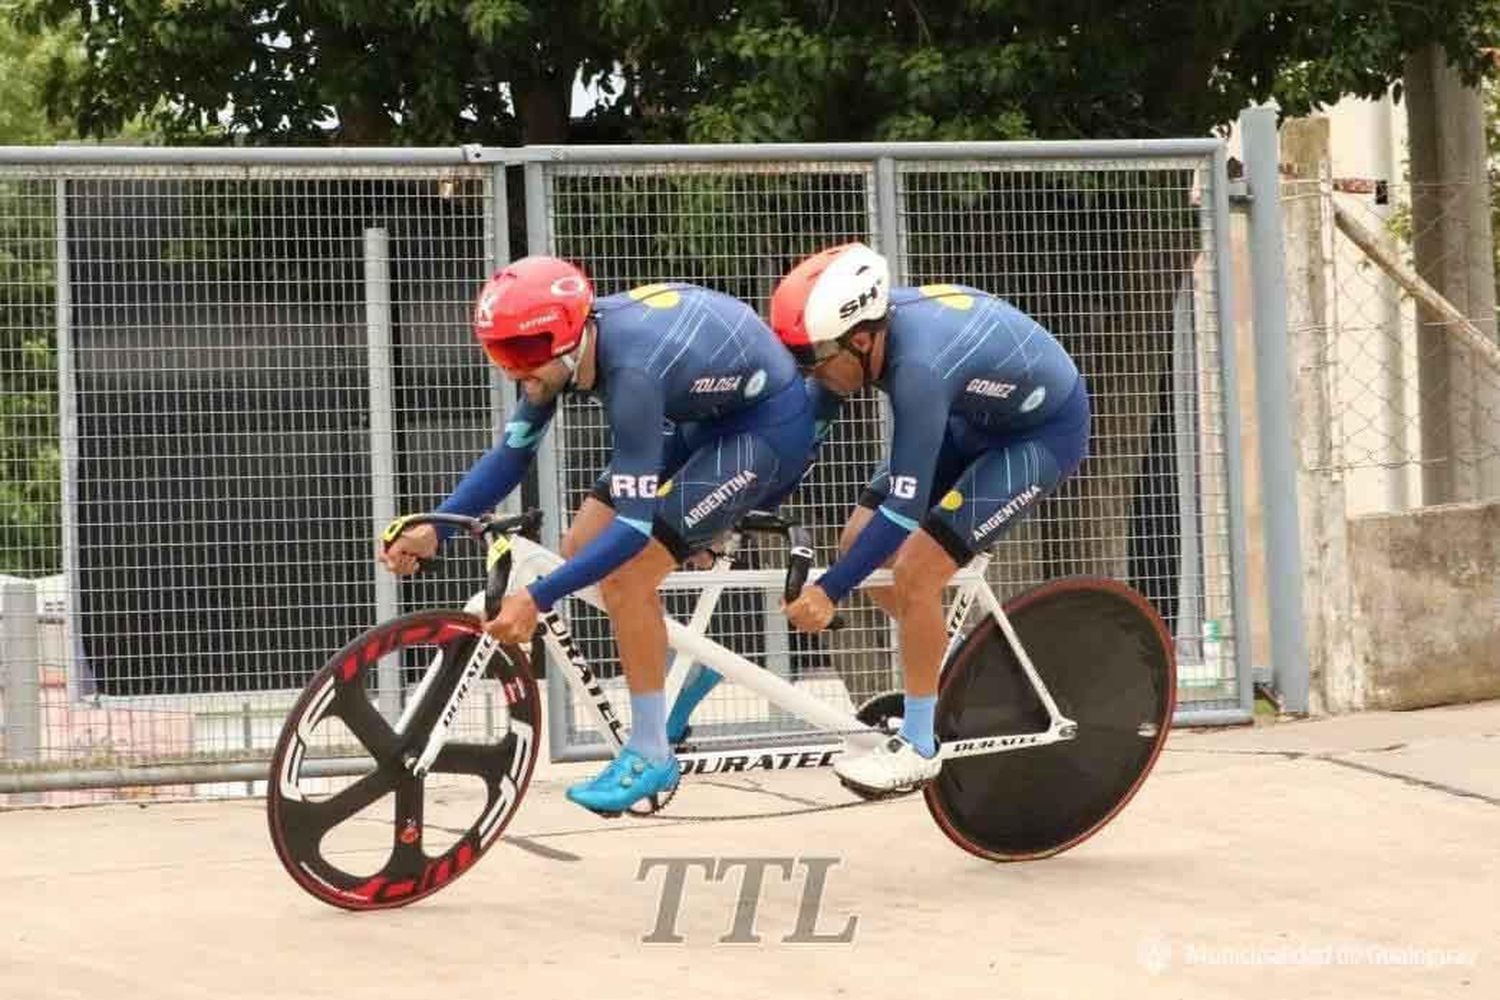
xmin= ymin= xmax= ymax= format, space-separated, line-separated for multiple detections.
xmin=841 ymin=327 xmax=879 ymax=385
xmin=558 ymin=319 xmax=594 ymax=386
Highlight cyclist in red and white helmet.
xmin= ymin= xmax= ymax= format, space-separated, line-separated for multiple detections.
xmin=771 ymin=242 xmax=1091 ymax=796
xmin=384 ymin=255 xmax=820 ymax=815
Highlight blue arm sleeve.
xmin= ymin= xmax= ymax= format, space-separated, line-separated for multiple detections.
xmin=753 ymin=377 xmax=843 ymax=513
xmin=816 ymin=509 xmax=911 ymax=603
xmin=527 ymin=520 xmax=650 ymax=610
xmin=433 ymin=396 xmax=556 ymax=540
xmin=815 ymin=363 xmax=950 ymax=603
xmin=525 ymin=369 xmax=665 ymax=610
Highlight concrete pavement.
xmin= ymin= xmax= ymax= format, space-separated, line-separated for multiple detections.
xmin=2 ymin=701 xmax=1497 ymax=1000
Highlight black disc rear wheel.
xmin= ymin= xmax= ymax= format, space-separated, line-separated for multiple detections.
xmin=924 ymin=577 xmax=1175 ymax=861
xmin=267 ymin=610 xmax=540 ymax=910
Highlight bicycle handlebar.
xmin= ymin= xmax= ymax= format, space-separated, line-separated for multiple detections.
xmin=380 ymin=509 xmax=543 ymax=548
xmin=732 ymin=512 xmax=846 ymax=632
xmin=383 ymin=508 xmax=843 ymax=632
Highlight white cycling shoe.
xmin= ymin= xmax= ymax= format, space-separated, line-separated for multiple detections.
xmin=834 ymin=734 xmax=942 ymax=795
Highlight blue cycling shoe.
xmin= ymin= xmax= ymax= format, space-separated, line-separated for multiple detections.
xmin=565 ymin=747 xmax=682 ymax=817
xmin=666 ymin=665 xmax=724 ymax=744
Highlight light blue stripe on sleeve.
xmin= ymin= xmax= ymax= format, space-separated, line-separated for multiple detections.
xmin=879 ymin=506 xmax=920 ymax=531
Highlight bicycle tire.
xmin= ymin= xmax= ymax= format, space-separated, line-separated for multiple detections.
xmin=267 ymin=610 xmax=540 ymax=910
xmin=924 ymin=576 xmax=1175 ymax=862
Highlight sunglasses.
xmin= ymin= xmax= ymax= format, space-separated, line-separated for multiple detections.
xmin=481 ymin=334 xmax=558 ymax=376
xmin=792 ymin=339 xmax=849 ymax=373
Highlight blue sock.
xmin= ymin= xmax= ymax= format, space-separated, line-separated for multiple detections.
xmin=899 ymin=694 xmax=938 ymax=758
xmin=666 ymin=665 xmax=723 ymax=742
xmin=626 ymin=690 xmax=670 ymax=765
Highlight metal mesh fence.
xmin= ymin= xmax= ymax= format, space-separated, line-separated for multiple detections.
xmin=2 ymin=143 xmax=1246 ymax=796
xmin=1290 ymin=175 xmax=1500 ymax=514
xmin=533 ymin=150 xmax=1242 ymax=758
xmin=898 ymin=159 xmax=1237 ymax=708
xmin=1 ymin=162 xmax=497 ymax=803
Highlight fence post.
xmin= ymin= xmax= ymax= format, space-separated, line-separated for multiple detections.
xmin=365 ymin=227 xmax=400 ymax=719
xmin=1169 ymin=281 xmax=1205 ymax=681
xmin=1240 ymin=105 xmax=1310 ymax=713
xmin=56 ymin=178 xmax=84 ymax=703
xmin=489 ymin=163 xmax=522 ymax=515
xmin=525 ymin=161 xmax=573 ymax=763
xmin=1209 ymin=144 xmax=1258 ymax=722
xmin=3 ymin=579 xmax=42 ymax=775
xmin=524 ymin=161 xmax=564 ymax=556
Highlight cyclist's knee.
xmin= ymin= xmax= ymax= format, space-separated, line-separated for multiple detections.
xmin=599 ymin=568 xmax=651 ymax=611
xmin=891 ymin=546 xmax=950 ymax=603
xmin=599 ymin=542 xmax=674 ymax=608
xmin=865 ymin=585 xmax=902 ymax=617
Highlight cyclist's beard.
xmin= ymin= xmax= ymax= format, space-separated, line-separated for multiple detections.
xmin=521 ymin=364 xmax=570 ymax=405
xmin=520 ymin=325 xmax=592 ymax=405
xmin=845 ymin=340 xmax=876 ymax=389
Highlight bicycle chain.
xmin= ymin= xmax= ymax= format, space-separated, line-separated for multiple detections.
xmin=629 ymin=793 xmax=908 ymax=824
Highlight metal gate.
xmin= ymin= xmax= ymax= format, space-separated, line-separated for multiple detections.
xmin=510 ymin=141 xmax=1250 ymax=760
xmin=0 ymin=140 xmax=1250 ymax=800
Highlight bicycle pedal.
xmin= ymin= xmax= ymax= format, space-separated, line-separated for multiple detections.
xmin=581 ymin=807 xmax=624 ymax=819
xmin=625 ymin=784 xmax=678 ymax=818
xmin=837 ymin=775 xmax=924 ymax=801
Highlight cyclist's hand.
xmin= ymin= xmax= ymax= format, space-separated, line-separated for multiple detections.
xmin=484 ymin=590 xmax=539 ymax=645
xmin=784 ymin=584 xmax=836 ymax=633
xmin=380 ymin=523 xmax=438 ymax=576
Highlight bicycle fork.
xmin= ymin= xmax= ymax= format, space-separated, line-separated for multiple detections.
xmin=400 ymin=631 xmax=504 ymax=778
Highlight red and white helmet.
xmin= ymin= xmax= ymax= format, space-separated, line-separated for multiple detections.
xmin=472 ymin=256 xmax=594 ymax=374
xmin=770 ymin=242 xmax=890 ymax=369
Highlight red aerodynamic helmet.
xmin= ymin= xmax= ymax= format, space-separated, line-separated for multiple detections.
xmin=472 ymin=256 xmax=595 ymax=374
xmin=770 ymin=242 xmax=890 ymax=369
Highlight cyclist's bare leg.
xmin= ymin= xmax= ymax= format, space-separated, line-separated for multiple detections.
xmin=597 ymin=541 xmax=678 ymax=693
xmin=560 ymin=496 xmax=615 ymax=559
xmin=558 ymin=497 xmax=683 ymax=811
xmin=560 ymin=496 xmax=677 ymax=694
xmin=831 ymin=525 xmax=956 ymax=787
xmin=888 ymin=529 xmax=960 ymax=698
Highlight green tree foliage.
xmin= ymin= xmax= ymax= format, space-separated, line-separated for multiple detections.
xmin=0 ymin=14 xmax=82 ymax=574
xmin=22 ymin=0 xmax=620 ymax=143
xmin=24 ymin=2 xmax=1500 ymax=145
xmin=604 ymin=1 xmax=1500 ymax=142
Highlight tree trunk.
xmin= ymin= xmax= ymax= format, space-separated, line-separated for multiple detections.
xmin=336 ymin=100 xmax=394 ymax=145
xmin=1404 ymin=44 xmax=1500 ymax=503
xmin=514 ymin=69 xmax=574 ymax=144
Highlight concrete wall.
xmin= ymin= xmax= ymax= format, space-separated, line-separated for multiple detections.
xmin=1347 ymin=501 xmax=1500 ymax=709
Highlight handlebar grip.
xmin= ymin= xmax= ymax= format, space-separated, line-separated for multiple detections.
xmin=483 ymin=535 xmax=514 ymax=621
xmin=784 ymin=544 xmax=813 ymax=604
xmin=783 ymin=538 xmax=846 ymax=633
xmin=738 ymin=510 xmax=794 ymax=535
xmin=380 ymin=515 xmax=439 ymax=573
xmin=380 ymin=515 xmax=413 ymax=552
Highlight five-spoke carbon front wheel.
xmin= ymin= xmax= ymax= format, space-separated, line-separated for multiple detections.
xmin=267 ymin=610 xmax=539 ymax=910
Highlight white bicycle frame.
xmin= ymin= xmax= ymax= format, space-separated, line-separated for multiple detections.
xmin=461 ymin=534 xmax=1080 ymax=775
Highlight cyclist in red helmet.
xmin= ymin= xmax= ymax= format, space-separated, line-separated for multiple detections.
xmin=383 ymin=256 xmax=818 ymax=815
xmin=771 ymin=242 xmax=1091 ymax=796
